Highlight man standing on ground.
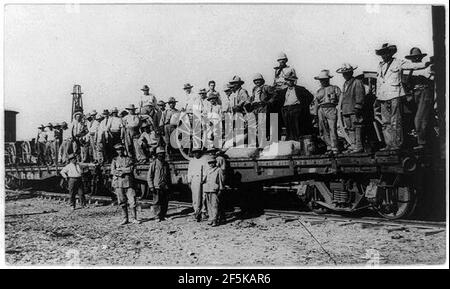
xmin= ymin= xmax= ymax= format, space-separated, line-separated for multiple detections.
xmin=147 ymin=147 xmax=172 ymax=221
xmin=202 ymin=156 xmax=225 ymax=226
xmin=110 ymin=144 xmax=140 ymax=225
xmin=187 ymin=148 xmax=207 ymax=222
xmin=60 ymin=154 xmax=86 ymax=210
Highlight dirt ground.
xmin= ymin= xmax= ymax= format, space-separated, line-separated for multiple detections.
xmin=4 ymin=190 xmax=447 ymax=267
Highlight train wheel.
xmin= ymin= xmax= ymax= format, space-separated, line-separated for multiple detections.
xmin=375 ymin=186 xmax=417 ymax=219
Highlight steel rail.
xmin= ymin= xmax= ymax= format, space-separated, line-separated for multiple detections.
xmin=7 ymin=190 xmax=446 ymax=231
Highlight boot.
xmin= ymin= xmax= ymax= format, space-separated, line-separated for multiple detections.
xmin=130 ymin=207 xmax=140 ymax=224
xmin=119 ymin=206 xmax=129 ymax=225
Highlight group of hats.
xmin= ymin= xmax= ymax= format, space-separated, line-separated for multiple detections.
xmin=38 ymin=122 xmax=68 ymax=129
xmin=113 ymin=143 xmax=165 ymax=155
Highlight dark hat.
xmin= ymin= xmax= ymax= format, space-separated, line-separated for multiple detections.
xmin=46 ymin=123 xmax=53 ymax=128
xmin=102 ymin=109 xmax=110 ymax=116
xmin=198 ymin=88 xmax=207 ymax=94
xmin=141 ymin=85 xmax=150 ymax=92
xmin=157 ymin=100 xmax=166 ymax=106
xmin=167 ymin=97 xmax=178 ymax=103
xmin=375 ymin=43 xmax=397 ymax=56
xmin=183 ymin=83 xmax=194 ymax=90
xmin=405 ymin=47 xmax=427 ymax=60
xmin=38 ymin=124 xmax=45 ymax=129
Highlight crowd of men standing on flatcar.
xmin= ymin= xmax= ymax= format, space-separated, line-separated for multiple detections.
xmin=35 ymin=43 xmax=434 ymax=168
xmin=51 ymin=43 xmax=437 ymax=226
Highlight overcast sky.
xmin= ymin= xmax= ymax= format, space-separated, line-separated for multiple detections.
xmin=4 ymin=4 xmax=433 ymax=140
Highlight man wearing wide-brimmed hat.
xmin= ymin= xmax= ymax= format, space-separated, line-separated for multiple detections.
xmin=273 ymin=52 xmax=296 ymax=91
xmin=44 ymin=123 xmax=57 ymax=165
xmin=140 ymin=85 xmax=157 ymax=109
xmin=249 ymin=73 xmax=278 ymax=140
xmin=278 ymin=70 xmax=314 ymax=141
xmin=70 ymin=110 xmax=88 ymax=161
xmin=58 ymin=121 xmax=72 ymax=164
xmin=105 ymin=107 xmax=123 ymax=155
xmin=122 ymin=104 xmax=141 ymax=159
xmin=182 ymin=83 xmax=196 ymax=113
xmin=403 ymin=47 xmax=434 ymax=150
xmin=36 ymin=124 xmax=47 ymax=165
xmin=160 ymin=97 xmax=180 ymax=154
xmin=147 ymin=147 xmax=172 ymax=221
xmin=206 ymin=92 xmax=222 ymax=115
xmin=229 ymin=76 xmax=250 ymax=113
xmin=336 ymin=64 xmax=365 ymax=153
xmin=187 ymin=148 xmax=208 ymax=222
xmin=313 ymin=70 xmax=342 ymax=154
xmin=202 ymin=155 xmax=225 ymax=226
xmin=375 ymin=43 xmax=431 ymax=151
xmin=111 ymin=143 xmax=140 ymax=225
xmin=221 ymin=83 xmax=234 ymax=113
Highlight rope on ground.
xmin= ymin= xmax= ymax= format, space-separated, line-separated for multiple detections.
xmin=298 ymin=219 xmax=337 ymax=265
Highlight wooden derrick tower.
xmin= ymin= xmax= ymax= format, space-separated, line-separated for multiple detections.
xmin=71 ymin=84 xmax=84 ymax=119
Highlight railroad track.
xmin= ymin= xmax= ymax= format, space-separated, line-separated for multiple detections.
xmin=8 ymin=190 xmax=447 ymax=233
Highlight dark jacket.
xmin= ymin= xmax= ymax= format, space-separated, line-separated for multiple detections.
xmin=277 ymin=85 xmax=314 ymax=134
xmin=341 ymin=78 xmax=365 ymax=115
xmin=277 ymin=85 xmax=314 ymax=109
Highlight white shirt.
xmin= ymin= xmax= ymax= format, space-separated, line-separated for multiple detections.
xmin=377 ymin=57 xmax=429 ymax=101
xmin=107 ymin=116 xmax=123 ymax=132
xmin=89 ymin=120 xmax=100 ymax=135
xmin=284 ymin=87 xmax=300 ymax=106
xmin=60 ymin=163 xmax=82 ymax=178
xmin=46 ymin=129 xmax=55 ymax=141
xmin=62 ymin=128 xmax=71 ymax=140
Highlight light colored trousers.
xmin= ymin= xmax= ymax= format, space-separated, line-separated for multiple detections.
xmin=190 ymin=176 xmax=203 ymax=217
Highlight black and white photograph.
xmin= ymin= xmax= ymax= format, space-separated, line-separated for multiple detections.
xmin=1 ymin=0 xmax=448 ymax=273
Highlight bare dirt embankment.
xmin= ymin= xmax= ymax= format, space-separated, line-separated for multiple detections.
xmin=4 ymin=190 xmax=446 ymax=266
